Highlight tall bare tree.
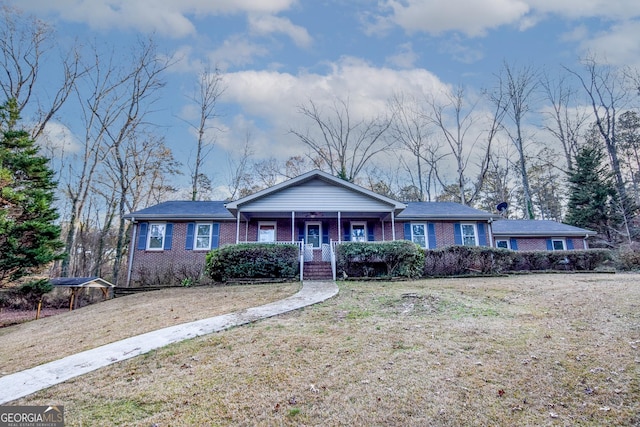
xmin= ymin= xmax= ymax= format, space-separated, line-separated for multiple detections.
xmin=495 ymin=62 xmax=538 ymax=219
xmin=540 ymin=72 xmax=588 ymax=172
xmin=0 ymin=4 xmax=80 ymax=140
xmin=428 ymin=85 xmax=506 ymax=206
xmin=388 ymin=93 xmax=438 ymax=201
xmin=185 ymin=65 xmax=225 ymax=201
xmin=290 ymin=97 xmax=393 ymax=182
xmin=566 ymin=57 xmax=635 ymax=241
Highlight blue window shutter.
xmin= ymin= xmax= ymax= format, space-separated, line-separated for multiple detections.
xmin=322 ymin=221 xmax=329 ymax=244
xmin=454 ymin=223 xmax=462 ymax=245
xmin=137 ymin=222 xmax=148 ymax=250
xmin=211 ymin=223 xmax=220 ymax=248
xmin=510 ymin=238 xmax=518 ymax=250
xmin=164 ymin=223 xmax=173 ymax=250
xmin=367 ymin=222 xmax=375 ymax=242
xmin=403 ymin=223 xmax=411 ymax=240
xmin=298 ymin=223 xmax=304 ymax=243
xmin=566 ymin=239 xmax=574 ymax=250
xmin=185 ymin=223 xmax=195 ymax=250
xmin=427 ymin=223 xmax=437 ymax=249
xmin=546 ymin=239 xmax=553 ymax=250
xmin=343 ymin=223 xmax=351 ymax=241
xmin=477 ymin=223 xmax=487 ymax=246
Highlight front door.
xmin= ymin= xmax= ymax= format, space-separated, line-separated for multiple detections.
xmin=306 ymin=222 xmax=321 ymax=248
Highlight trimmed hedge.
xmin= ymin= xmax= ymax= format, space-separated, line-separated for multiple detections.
xmin=205 ymin=243 xmax=299 ymax=282
xmin=336 ymin=241 xmax=425 ymax=279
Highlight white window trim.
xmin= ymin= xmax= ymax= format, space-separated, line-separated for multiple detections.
xmin=551 ymin=238 xmax=566 ymax=251
xmin=195 ymin=222 xmax=213 ymax=250
xmin=461 ymin=223 xmax=478 ymax=246
xmin=495 ymin=239 xmax=511 ymax=249
xmin=258 ymin=221 xmax=277 ymax=243
xmin=351 ymin=221 xmax=367 ymax=242
xmin=410 ymin=222 xmax=428 ymax=248
xmin=147 ymin=222 xmax=166 ymax=251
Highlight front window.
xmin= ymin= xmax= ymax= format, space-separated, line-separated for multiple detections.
xmin=196 ymin=223 xmax=212 ymax=250
xmin=259 ymin=222 xmax=277 ymax=243
xmin=351 ymin=222 xmax=366 ymax=242
xmin=496 ymin=239 xmax=510 ymax=249
xmin=461 ymin=223 xmax=478 ymax=246
xmin=147 ymin=223 xmax=166 ymax=250
xmin=411 ymin=223 xmax=427 ymax=248
xmin=552 ymin=239 xmax=566 ymax=251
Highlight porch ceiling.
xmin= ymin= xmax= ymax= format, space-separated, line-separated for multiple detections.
xmin=240 ymin=211 xmax=393 ymax=221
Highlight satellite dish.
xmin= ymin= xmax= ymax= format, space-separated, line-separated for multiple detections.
xmin=496 ymin=202 xmax=508 ymax=213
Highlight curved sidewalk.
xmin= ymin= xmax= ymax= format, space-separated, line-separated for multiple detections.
xmin=0 ymin=280 xmax=338 ymax=405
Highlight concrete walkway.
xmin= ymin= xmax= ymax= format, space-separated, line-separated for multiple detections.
xmin=0 ymin=280 xmax=338 ymax=404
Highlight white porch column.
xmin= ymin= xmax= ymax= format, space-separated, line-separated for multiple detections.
xmin=291 ymin=211 xmax=295 ymax=242
xmin=338 ymin=211 xmax=341 ymax=243
xmin=236 ymin=210 xmax=241 ymax=244
xmin=391 ymin=210 xmax=396 ymax=241
xmin=488 ymin=220 xmax=494 ymax=247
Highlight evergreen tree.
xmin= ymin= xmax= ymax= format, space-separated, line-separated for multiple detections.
xmin=565 ymin=142 xmax=617 ymax=242
xmin=0 ymin=99 xmax=64 ymax=285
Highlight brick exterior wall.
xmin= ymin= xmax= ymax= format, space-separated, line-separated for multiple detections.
xmin=503 ymin=237 xmax=586 ymax=251
xmin=388 ymin=220 xmax=490 ymax=248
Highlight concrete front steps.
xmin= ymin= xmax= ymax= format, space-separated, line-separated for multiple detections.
xmin=303 ymin=262 xmax=333 ymax=280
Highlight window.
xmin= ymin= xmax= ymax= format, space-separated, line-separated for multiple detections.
xmin=259 ymin=222 xmax=277 ymax=243
xmin=461 ymin=223 xmax=478 ymax=246
xmin=195 ymin=223 xmax=212 ymax=250
xmin=351 ymin=222 xmax=367 ymax=242
xmin=411 ymin=223 xmax=427 ymax=248
xmin=496 ymin=239 xmax=510 ymax=249
xmin=147 ymin=223 xmax=166 ymax=250
xmin=552 ymin=239 xmax=566 ymax=251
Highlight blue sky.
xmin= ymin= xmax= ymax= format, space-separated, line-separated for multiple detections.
xmin=10 ymin=0 xmax=640 ymax=195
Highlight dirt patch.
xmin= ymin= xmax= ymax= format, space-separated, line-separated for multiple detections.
xmin=11 ymin=274 xmax=640 ymax=426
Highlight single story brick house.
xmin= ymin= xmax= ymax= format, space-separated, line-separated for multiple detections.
xmin=123 ymin=170 xmax=591 ymax=284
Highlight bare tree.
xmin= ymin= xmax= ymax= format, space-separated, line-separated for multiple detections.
xmin=495 ymin=62 xmax=538 ymax=219
xmin=540 ymin=71 xmax=588 ymax=172
xmin=290 ymin=97 xmax=393 ymax=182
xmin=0 ymin=4 xmax=80 ymax=139
xmin=227 ymin=133 xmax=256 ymax=200
xmin=185 ymin=65 xmax=225 ymax=201
xmin=428 ymin=85 xmax=506 ymax=206
xmin=566 ymin=57 xmax=634 ymax=241
xmin=388 ymin=93 xmax=437 ymax=201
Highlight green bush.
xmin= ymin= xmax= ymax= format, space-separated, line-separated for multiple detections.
xmin=205 ymin=244 xmax=299 ymax=282
xmin=615 ymin=243 xmax=640 ymax=270
xmin=336 ymin=241 xmax=425 ymax=279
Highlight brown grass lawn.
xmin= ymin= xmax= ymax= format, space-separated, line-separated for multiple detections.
xmin=9 ymin=273 xmax=640 ymax=426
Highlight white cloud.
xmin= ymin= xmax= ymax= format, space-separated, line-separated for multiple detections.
xmin=248 ymin=14 xmax=313 ymax=48
xmin=17 ymin=0 xmax=298 ymax=37
xmin=576 ymin=20 xmax=640 ymax=67
xmin=385 ymin=43 xmax=418 ymax=68
xmin=375 ymin=0 xmax=530 ymax=37
xmin=215 ymin=57 xmax=451 ymax=160
xmin=208 ymin=35 xmax=271 ymax=68
xmin=36 ymin=121 xmax=82 ymax=155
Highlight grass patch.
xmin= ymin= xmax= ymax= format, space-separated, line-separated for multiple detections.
xmin=11 ymin=274 xmax=640 ymax=426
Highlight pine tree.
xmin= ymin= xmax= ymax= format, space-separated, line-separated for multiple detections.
xmin=565 ymin=142 xmax=617 ymax=242
xmin=0 ymin=100 xmax=64 ymax=285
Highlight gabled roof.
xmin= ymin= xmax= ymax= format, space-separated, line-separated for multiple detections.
xmin=492 ymin=219 xmax=592 ymax=237
xmin=397 ymin=202 xmax=498 ymax=221
xmin=124 ymin=201 xmax=233 ymax=221
xmin=49 ymin=277 xmax=115 ymax=288
xmin=224 ymin=169 xmax=406 ymax=215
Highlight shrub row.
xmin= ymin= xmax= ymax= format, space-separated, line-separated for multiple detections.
xmin=335 ymin=241 xmax=425 ymax=279
xmin=205 ymin=243 xmax=299 ymax=282
xmin=422 ymin=246 xmax=613 ymax=277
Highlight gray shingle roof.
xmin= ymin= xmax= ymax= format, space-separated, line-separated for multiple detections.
xmin=124 ymin=201 xmax=233 ymax=220
xmin=492 ymin=219 xmax=592 ymax=236
xmin=397 ymin=202 xmax=497 ymax=220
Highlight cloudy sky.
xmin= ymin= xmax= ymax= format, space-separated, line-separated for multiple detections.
xmin=11 ymin=0 xmax=640 ymax=192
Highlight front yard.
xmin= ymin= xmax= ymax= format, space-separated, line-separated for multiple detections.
xmin=9 ymin=273 xmax=640 ymax=426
